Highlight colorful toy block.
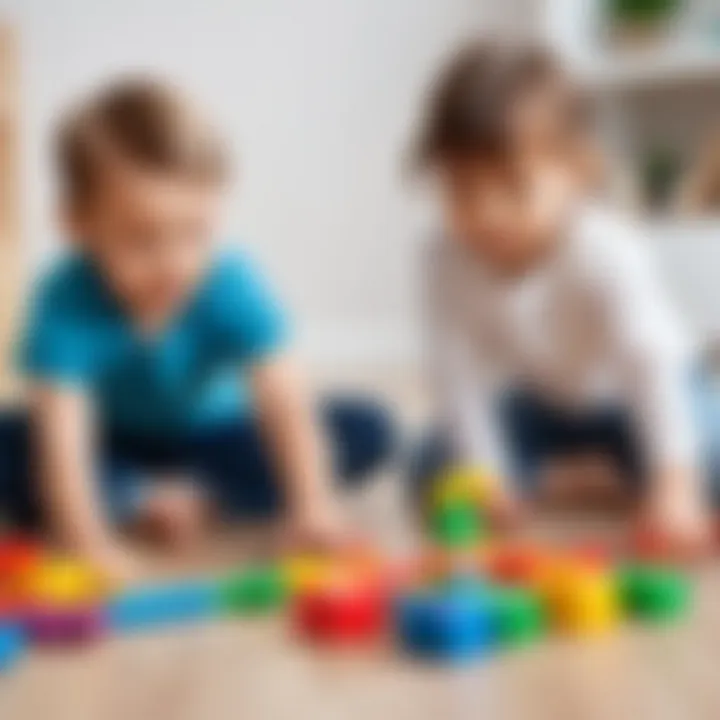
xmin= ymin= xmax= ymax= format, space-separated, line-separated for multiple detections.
xmin=487 ymin=586 xmax=546 ymax=646
xmin=283 ymin=555 xmax=334 ymax=595
xmin=427 ymin=466 xmax=495 ymax=511
xmin=0 ymin=620 xmax=25 ymax=671
xmin=221 ymin=564 xmax=288 ymax=614
xmin=293 ymin=577 xmax=387 ymax=643
xmin=430 ymin=500 xmax=483 ymax=548
xmin=541 ymin=565 xmax=619 ymax=636
xmin=618 ymin=564 xmax=691 ymax=623
xmin=107 ymin=580 xmax=219 ymax=633
xmin=24 ymin=605 xmax=106 ymax=645
xmin=0 ymin=538 xmax=40 ymax=597
xmin=339 ymin=546 xmax=386 ymax=583
xmin=24 ymin=557 xmax=107 ymax=607
xmin=486 ymin=544 xmax=552 ymax=586
xmin=395 ymin=588 xmax=493 ymax=662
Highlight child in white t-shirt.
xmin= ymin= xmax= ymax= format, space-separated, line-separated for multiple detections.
xmin=410 ymin=39 xmax=714 ymax=554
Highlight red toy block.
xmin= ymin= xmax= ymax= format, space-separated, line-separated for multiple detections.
xmin=293 ymin=578 xmax=387 ymax=643
xmin=0 ymin=538 xmax=41 ymax=597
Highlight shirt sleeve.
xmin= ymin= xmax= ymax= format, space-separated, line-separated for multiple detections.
xmin=423 ymin=243 xmax=509 ymax=480
xmin=207 ymin=252 xmax=290 ymax=365
xmin=17 ymin=270 xmax=95 ymax=387
xmin=590 ymin=220 xmax=698 ymax=473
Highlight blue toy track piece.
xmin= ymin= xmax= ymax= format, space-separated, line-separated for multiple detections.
xmin=395 ymin=588 xmax=493 ymax=663
xmin=108 ymin=579 xmax=220 ymax=633
xmin=0 ymin=621 xmax=25 ymax=672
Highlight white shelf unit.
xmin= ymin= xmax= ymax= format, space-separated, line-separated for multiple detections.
xmin=535 ymin=0 xmax=720 ymax=343
xmin=580 ymin=49 xmax=720 ymax=91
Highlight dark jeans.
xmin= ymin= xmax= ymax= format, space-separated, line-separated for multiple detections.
xmin=410 ymin=380 xmax=720 ymax=505
xmin=0 ymin=396 xmax=396 ymax=529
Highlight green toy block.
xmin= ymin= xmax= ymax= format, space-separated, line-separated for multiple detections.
xmin=487 ymin=586 xmax=546 ymax=646
xmin=618 ymin=565 xmax=691 ymax=623
xmin=221 ymin=564 xmax=288 ymax=614
xmin=430 ymin=501 xmax=484 ymax=548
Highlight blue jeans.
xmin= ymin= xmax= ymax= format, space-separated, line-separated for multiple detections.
xmin=410 ymin=378 xmax=720 ymax=505
xmin=0 ymin=396 xmax=397 ymax=529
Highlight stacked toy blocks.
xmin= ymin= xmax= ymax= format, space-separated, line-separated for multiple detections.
xmin=23 ymin=556 xmax=108 ymax=644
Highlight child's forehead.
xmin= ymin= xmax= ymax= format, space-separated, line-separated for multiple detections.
xmin=441 ymin=157 xmax=522 ymax=190
xmin=83 ymin=158 xmax=223 ymax=210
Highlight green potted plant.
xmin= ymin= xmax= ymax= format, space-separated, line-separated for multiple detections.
xmin=606 ymin=0 xmax=683 ymax=46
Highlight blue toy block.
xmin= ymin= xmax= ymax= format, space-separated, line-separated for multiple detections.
xmin=0 ymin=622 xmax=25 ymax=672
xmin=108 ymin=580 xmax=220 ymax=634
xmin=395 ymin=588 xmax=493 ymax=663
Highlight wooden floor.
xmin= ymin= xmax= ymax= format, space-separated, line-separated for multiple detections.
xmin=2 ymin=489 xmax=719 ymax=720
xmin=1 ymin=374 xmax=719 ymax=720
xmin=0 ymin=570 xmax=718 ymax=720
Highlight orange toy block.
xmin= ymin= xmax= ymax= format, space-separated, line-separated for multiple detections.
xmin=0 ymin=538 xmax=41 ymax=598
xmin=486 ymin=543 xmax=555 ymax=587
xmin=339 ymin=546 xmax=386 ymax=582
xmin=540 ymin=564 xmax=619 ymax=636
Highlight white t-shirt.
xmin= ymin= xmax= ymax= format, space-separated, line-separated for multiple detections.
xmin=424 ymin=204 xmax=697 ymax=480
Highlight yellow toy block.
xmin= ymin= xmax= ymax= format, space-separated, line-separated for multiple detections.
xmin=282 ymin=555 xmax=334 ymax=594
xmin=541 ymin=564 xmax=619 ymax=637
xmin=24 ymin=557 xmax=108 ymax=606
xmin=427 ymin=466 xmax=496 ymax=512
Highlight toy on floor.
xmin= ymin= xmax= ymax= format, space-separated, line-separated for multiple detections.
xmin=0 ymin=464 xmax=697 ymax=672
xmin=293 ymin=574 xmax=387 ymax=643
xmin=108 ymin=579 xmax=219 ymax=633
xmin=0 ymin=618 xmax=25 ymax=672
xmin=540 ymin=562 xmax=620 ymax=636
xmin=619 ymin=564 xmax=691 ymax=622
xmin=486 ymin=585 xmax=546 ymax=646
xmin=28 ymin=555 xmax=108 ymax=644
xmin=0 ymin=538 xmax=41 ymax=598
xmin=395 ymin=586 xmax=493 ymax=662
xmin=426 ymin=467 xmax=494 ymax=548
xmin=222 ymin=564 xmax=288 ymax=614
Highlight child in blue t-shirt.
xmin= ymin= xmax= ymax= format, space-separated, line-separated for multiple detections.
xmin=1 ymin=79 xmax=394 ymax=581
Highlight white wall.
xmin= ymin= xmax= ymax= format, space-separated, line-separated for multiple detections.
xmin=3 ymin=0 xmax=492 ymax=367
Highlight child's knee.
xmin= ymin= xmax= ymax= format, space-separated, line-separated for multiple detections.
xmin=326 ymin=397 xmax=398 ymax=481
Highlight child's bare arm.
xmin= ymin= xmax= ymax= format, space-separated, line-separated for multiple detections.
xmin=249 ymin=353 xmax=349 ymax=547
xmin=29 ymin=383 xmax=140 ymax=579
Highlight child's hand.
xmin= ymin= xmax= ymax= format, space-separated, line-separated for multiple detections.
xmin=84 ymin=539 xmax=146 ymax=588
xmin=284 ymin=498 xmax=358 ymax=552
xmin=635 ymin=472 xmax=712 ymax=560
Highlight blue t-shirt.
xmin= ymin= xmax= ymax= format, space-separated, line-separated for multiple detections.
xmin=19 ymin=251 xmax=288 ymax=436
